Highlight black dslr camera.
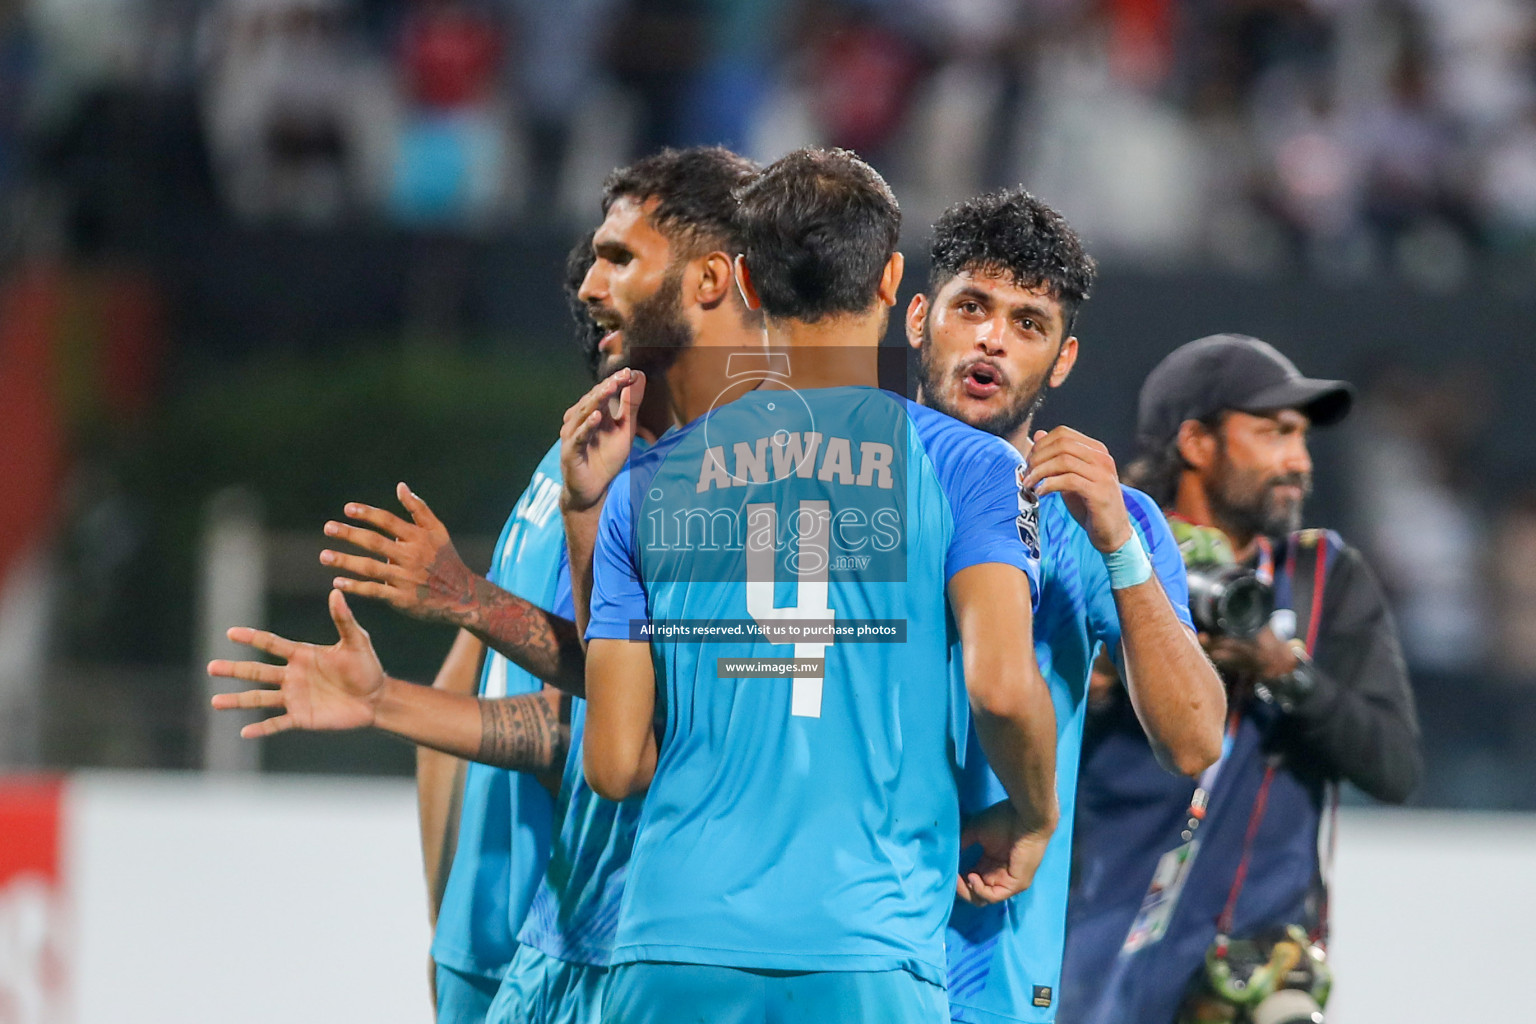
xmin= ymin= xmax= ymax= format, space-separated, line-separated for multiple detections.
xmin=1169 ymin=521 xmax=1274 ymax=639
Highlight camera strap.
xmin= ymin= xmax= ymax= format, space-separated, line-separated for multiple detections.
xmin=1215 ymin=531 xmax=1336 ymax=953
xmin=1118 ymin=535 xmax=1342 ymax=958
xmin=1119 ymin=709 xmax=1242 ymax=953
xmin=1177 ymin=530 xmax=1274 ymax=834
xmin=1117 ymin=538 xmax=1278 ymax=954
xmin=1290 ymin=530 xmax=1341 ymax=947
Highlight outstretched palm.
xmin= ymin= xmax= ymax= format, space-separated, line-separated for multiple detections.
xmin=208 ymin=590 xmax=386 ymax=738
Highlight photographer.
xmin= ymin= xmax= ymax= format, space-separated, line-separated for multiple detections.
xmin=1060 ymin=335 xmax=1422 ymax=1024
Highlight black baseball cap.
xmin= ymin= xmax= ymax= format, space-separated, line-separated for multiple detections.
xmin=1137 ymin=334 xmax=1354 ymax=449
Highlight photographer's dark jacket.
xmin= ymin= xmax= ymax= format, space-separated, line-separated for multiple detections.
xmin=1058 ymin=530 xmax=1421 ymax=1024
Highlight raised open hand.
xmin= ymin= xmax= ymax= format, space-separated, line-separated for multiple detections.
xmin=208 ymin=589 xmax=386 ymax=738
xmin=561 ymin=367 xmax=645 ymax=514
xmin=956 ymin=800 xmax=1054 ymax=906
xmin=321 ymin=483 xmax=482 ymax=629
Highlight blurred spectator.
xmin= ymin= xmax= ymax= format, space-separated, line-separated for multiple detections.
xmin=604 ymin=0 xmax=707 ymax=158
xmin=505 ymin=0 xmax=626 ymax=212
xmin=1020 ymin=1 xmax=1208 ymax=261
xmin=386 ymin=0 xmax=522 ymax=226
xmin=1252 ymin=68 xmax=1368 ymax=271
xmin=5 ymin=0 xmax=1529 ymax=266
xmin=802 ymin=2 xmax=928 ymax=159
xmin=1494 ymin=493 xmax=1536 ymax=677
xmin=1345 ymin=366 xmax=1490 ymax=672
xmin=1360 ymin=47 xmax=1444 ymax=228
xmin=0 ymin=0 xmax=31 ymax=224
xmin=893 ymin=0 xmax=1029 ymax=222
xmin=398 ymin=0 xmax=499 ymax=110
xmin=1474 ymin=103 xmax=1536 ymax=253
xmin=199 ymin=0 xmax=393 ymax=225
xmin=1416 ymin=0 xmax=1533 ymax=134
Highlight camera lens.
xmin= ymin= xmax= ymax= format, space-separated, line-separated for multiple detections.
xmin=1214 ymin=573 xmax=1274 ymax=639
xmin=1251 ymin=989 xmax=1324 ymax=1024
xmin=1186 ymin=565 xmax=1274 ymax=638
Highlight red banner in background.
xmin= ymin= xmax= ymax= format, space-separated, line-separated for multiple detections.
xmin=0 ymin=776 xmax=69 ymax=1024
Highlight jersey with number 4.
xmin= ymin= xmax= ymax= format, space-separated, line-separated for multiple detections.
xmin=586 ymin=387 xmax=1041 ymax=985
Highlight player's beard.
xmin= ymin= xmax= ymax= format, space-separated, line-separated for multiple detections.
xmin=916 ymin=319 xmax=1051 ymax=438
xmin=619 ymin=263 xmax=694 ymax=377
xmin=1205 ymin=445 xmax=1312 ymax=538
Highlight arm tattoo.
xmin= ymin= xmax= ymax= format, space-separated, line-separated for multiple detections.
xmin=478 ymin=694 xmax=570 ymax=773
xmin=466 ymin=579 xmax=586 ymax=696
xmin=420 ymin=547 xmax=480 ymax=617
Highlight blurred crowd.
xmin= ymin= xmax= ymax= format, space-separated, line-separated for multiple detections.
xmin=1345 ymin=365 xmax=1514 ymax=676
xmin=2 ymin=0 xmax=1535 ymax=282
xmin=3 ymin=0 xmax=1536 ymax=802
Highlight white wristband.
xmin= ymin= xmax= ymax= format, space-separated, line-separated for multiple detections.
xmin=1104 ymin=534 xmax=1153 ymax=590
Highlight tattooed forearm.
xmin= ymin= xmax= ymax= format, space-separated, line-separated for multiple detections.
xmin=465 ymin=579 xmax=586 ymax=697
xmin=478 ymin=694 xmax=571 ymax=773
xmin=417 ymin=547 xmax=479 ymax=618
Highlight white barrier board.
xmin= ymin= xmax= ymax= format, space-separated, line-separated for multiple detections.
xmin=4 ymin=775 xmax=1530 ymax=1023
xmin=68 ymin=773 xmax=432 ymax=1024
xmin=1329 ymin=808 xmax=1536 ymax=1023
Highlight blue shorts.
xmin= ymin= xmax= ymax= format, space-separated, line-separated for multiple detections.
xmin=603 ymin=962 xmax=948 ymax=1024
xmin=436 ymin=961 xmax=503 ymax=1024
xmin=489 ymin=944 xmax=609 ymax=1024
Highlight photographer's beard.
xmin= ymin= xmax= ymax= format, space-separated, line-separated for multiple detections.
xmin=916 ymin=319 xmax=1052 ymax=440
xmin=1205 ymin=444 xmax=1313 ymax=540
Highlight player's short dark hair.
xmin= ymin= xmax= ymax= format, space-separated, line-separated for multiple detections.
xmin=733 ymin=147 xmax=901 ymax=322
xmin=602 ymin=146 xmax=759 ymax=258
xmin=929 ymin=188 xmax=1097 ymax=338
xmin=562 ymin=232 xmax=602 ymax=379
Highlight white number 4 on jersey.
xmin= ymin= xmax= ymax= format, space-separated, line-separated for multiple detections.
xmin=746 ymin=501 xmax=835 ymax=718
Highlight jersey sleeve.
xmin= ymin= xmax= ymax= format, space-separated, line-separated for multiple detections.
xmin=586 ymin=464 xmax=648 ymax=641
xmin=1095 ymin=486 xmax=1195 ymax=672
xmin=938 ymin=436 xmax=1042 ymax=606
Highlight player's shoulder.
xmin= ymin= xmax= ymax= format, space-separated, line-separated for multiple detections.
xmin=636 ymin=415 xmax=699 ymax=462
xmin=1118 ymin=485 xmax=1176 ymax=543
xmin=1037 ymin=486 xmax=1176 ymax=563
xmin=608 ymin=418 xmax=698 ymax=503
xmin=904 ymin=400 xmax=1023 ymax=470
xmin=1117 ymin=483 xmax=1160 ymax=517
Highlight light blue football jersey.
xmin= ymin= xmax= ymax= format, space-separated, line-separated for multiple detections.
xmin=516 ymin=698 xmax=644 ymax=966
xmin=586 ymin=387 xmax=1042 ymax=986
xmin=946 ymin=487 xmax=1192 ymax=1023
xmin=515 ymin=430 xmax=651 ymax=970
xmin=432 ymin=440 xmax=567 ymax=979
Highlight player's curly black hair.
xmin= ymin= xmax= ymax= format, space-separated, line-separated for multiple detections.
xmin=562 ymin=231 xmax=603 ymax=379
xmin=602 ymin=146 xmax=759 ymax=257
xmin=733 ymin=147 xmax=901 ymax=322
xmin=928 ymin=188 xmax=1097 ymax=338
